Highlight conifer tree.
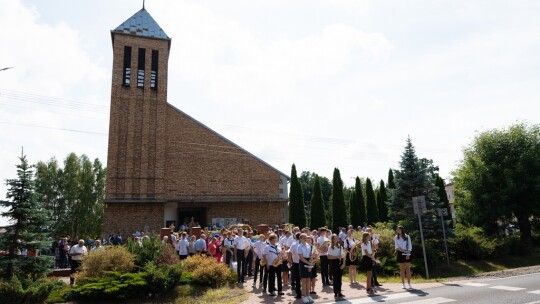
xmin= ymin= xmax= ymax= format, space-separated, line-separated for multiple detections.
xmin=355 ymin=177 xmax=367 ymax=225
xmin=387 ymin=169 xmax=396 ymax=189
xmin=331 ymin=168 xmax=347 ymax=232
xmin=365 ymin=178 xmax=379 ymax=224
xmin=309 ymin=175 xmax=326 ymax=229
xmin=377 ymin=180 xmax=389 ymax=222
xmin=0 ymin=155 xmax=53 ymax=279
xmin=435 ymin=175 xmax=450 ymax=217
xmin=349 ymin=190 xmax=361 ymax=227
xmin=289 ymin=164 xmax=306 ymax=227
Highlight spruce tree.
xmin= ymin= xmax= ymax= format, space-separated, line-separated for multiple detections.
xmin=377 ymin=180 xmax=389 ymax=222
xmin=387 ymin=169 xmax=396 ymax=189
xmin=0 ymin=155 xmax=53 ymax=279
xmin=365 ymin=178 xmax=379 ymax=225
xmin=289 ymin=164 xmax=306 ymax=227
xmin=349 ymin=190 xmax=361 ymax=227
xmin=309 ymin=175 xmax=326 ymax=229
xmin=355 ymin=177 xmax=367 ymax=225
xmin=331 ymin=168 xmax=347 ymax=232
xmin=389 ymin=137 xmax=442 ymax=236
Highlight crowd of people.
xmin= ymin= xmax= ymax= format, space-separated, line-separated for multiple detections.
xmin=162 ymin=223 xmax=413 ymax=304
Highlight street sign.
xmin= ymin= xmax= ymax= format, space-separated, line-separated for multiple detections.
xmin=438 ymin=208 xmax=448 ymax=217
xmin=412 ymin=196 xmax=427 ymax=215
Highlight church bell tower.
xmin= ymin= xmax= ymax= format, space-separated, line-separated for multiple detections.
xmin=106 ymin=8 xmax=171 ymax=203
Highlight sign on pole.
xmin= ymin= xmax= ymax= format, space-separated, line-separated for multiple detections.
xmin=438 ymin=208 xmax=450 ymax=265
xmin=412 ymin=196 xmax=429 ymax=279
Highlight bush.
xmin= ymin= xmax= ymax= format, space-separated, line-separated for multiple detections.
xmin=449 ymin=224 xmax=497 ymax=260
xmin=76 ymin=246 xmax=136 ymax=281
xmin=155 ymin=244 xmax=180 ymax=266
xmin=143 ymin=262 xmax=183 ymax=296
xmin=181 ymin=255 xmax=236 ymax=287
xmin=127 ymin=235 xmax=163 ymax=267
xmin=0 ymin=277 xmax=65 ymax=304
xmin=71 ymin=271 xmax=147 ymax=301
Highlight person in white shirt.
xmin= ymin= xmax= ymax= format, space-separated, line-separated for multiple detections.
xmin=223 ymin=231 xmax=235 ymax=265
xmin=328 ymin=234 xmax=345 ymax=298
xmin=288 ymin=232 xmax=301 ymax=299
xmin=344 ymin=229 xmax=358 ymax=284
xmin=280 ymin=230 xmax=291 ymax=287
xmin=263 ymin=234 xmax=284 ymax=297
xmin=234 ymin=228 xmax=249 ymax=283
xmin=395 ymin=225 xmax=413 ymax=289
xmin=317 ymin=228 xmax=331 ymax=286
xmin=366 ymin=227 xmax=382 ymax=287
xmin=252 ymin=234 xmax=267 ymax=288
xmin=361 ymin=232 xmax=376 ymax=294
xmin=194 ymin=234 xmax=207 ymax=254
xmin=297 ymin=233 xmax=314 ymax=304
xmin=176 ymin=232 xmax=189 ymax=260
xmin=338 ymin=228 xmax=347 ymax=243
xmin=69 ymin=239 xmax=87 ymax=285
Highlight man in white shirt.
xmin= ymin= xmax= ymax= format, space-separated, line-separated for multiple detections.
xmin=338 ymin=228 xmax=347 ymax=243
xmin=252 ymin=234 xmax=267 ymax=288
xmin=263 ymin=234 xmax=284 ymax=297
xmin=194 ymin=234 xmax=207 ymax=254
xmin=223 ymin=231 xmax=235 ymax=265
xmin=69 ymin=239 xmax=87 ymax=285
xmin=234 ymin=228 xmax=249 ymax=283
xmin=176 ymin=232 xmax=189 ymax=260
xmin=317 ymin=228 xmax=331 ymax=286
xmin=288 ymin=232 xmax=301 ymax=299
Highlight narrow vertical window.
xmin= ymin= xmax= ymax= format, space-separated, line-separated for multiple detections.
xmin=123 ymin=46 xmax=132 ymax=86
xmin=137 ymin=48 xmax=146 ymax=88
xmin=150 ymin=50 xmax=159 ymax=89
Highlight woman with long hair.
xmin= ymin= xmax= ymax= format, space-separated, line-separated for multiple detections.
xmin=298 ymin=233 xmax=314 ymax=303
xmin=327 ymin=233 xmax=345 ymax=298
xmin=395 ymin=225 xmax=413 ymax=289
xmin=344 ymin=229 xmax=358 ymax=284
xmin=361 ymin=232 xmax=376 ymax=294
xmin=307 ymin=236 xmax=319 ymax=295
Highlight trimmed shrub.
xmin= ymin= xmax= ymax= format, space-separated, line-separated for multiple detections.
xmin=0 ymin=277 xmax=65 ymax=304
xmin=127 ymin=235 xmax=163 ymax=267
xmin=71 ymin=271 xmax=147 ymax=301
xmin=155 ymin=244 xmax=180 ymax=266
xmin=181 ymin=255 xmax=236 ymax=287
xmin=143 ymin=262 xmax=183 ymax=296
xmin=76 ymin=246 xmax=136 ymax=281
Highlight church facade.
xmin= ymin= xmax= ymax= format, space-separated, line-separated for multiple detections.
xmin=103 ymin=8 xmax=289 ymax=236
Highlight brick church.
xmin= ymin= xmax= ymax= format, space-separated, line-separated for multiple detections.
xmin=103 ymin=7 xmax=289 ymax=236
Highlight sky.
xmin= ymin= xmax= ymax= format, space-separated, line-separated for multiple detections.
xmin=1 ymin=0 xmax=540 ymax=226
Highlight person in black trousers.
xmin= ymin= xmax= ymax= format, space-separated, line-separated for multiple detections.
xmin=317 ymin=228 xmax=331 ymax=286
xmin=234 ymin=228 xmax=249 ymax=283
xmin=366 ymin=227 xmax=382 ymax=287
xmin=288 ymin=232 xmax=302 ymax=298
xmin=253 ymin=234 xmax=267 ymax=288
xmin=264 ymin=234 xmax=284 ymax=297
xmin=327 ymin=234 xmax=345 ymax=298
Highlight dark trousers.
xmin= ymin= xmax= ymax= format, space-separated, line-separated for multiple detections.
xmin=268 ymin=265 xmax=282 ymax=293
xmin=247 ymin=250 xmax=254 ymax=275
xmin=263 ymin=262 xmax=269 ymax=290
xmin=254 ymin=257 xmax=265 ymax=284
xmin=70 ymin=260 xmax=81 ymax=285
xmin=225 ymin=250 xmax=233 ymax=265
xmin=320 ymin=255 xmax=330 ymax=285
xmin=236 ymin=250 xmax=246 ymax=282
xmin=179 ymin=255 xmax=188 ymax=260
xmin=60 ymin=252 xmax=68 ymax=268
xmin=372 ymin=263 xmax=380 ymax=285
xmin=291 ymin=262 xmax=301 ymax=297
xmin=330 ymin=259 xmax=343 ymax=296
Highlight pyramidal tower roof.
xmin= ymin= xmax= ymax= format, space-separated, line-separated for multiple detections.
xmin=112 ymin=8 xmax=170 ymax=40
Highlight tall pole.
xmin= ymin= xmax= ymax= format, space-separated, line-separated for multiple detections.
xmin=417 ymin=212 xmax=429 ymax=279
xmin=441 ymin=213 xmax=450 ymax=266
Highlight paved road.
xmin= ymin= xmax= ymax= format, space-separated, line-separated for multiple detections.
xmin=321 ymin=272 xmax=540 ymax=304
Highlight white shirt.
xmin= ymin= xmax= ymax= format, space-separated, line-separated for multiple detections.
xmin=288 ymin=241 xmax=300 ymax=263
xmin=176 ymin=238 xmax=189 ymax=256
xmin=234 ymin=236 xmax=249 ymax=250
xmin=395 ymin=235 xmax=412 ymax=252
xmin=297 ymin=243 xmax=312 ymax=259
xmin=286 ymin=236 xmax=295 ymax=248
xmin=338 ymin=231 xmax=347 ymax=241
xmin=69 ymin=244 xmax=87 ymax=261
xmin=361 ymin=241 xmax=373 ymax=255
xmin=223 ymin=237 xmax=235 ymax=250
xmin=317 ymin=236 xmax=329 ymax=256
xmin=254 ymin=240 xmax=267 ymax=259
xmin=344 ymin=237 xmax=356 ymax=250
xmin=263 ymin=243 xmax=281 ymax=266
xmin=327 ymin=245 xmax=343 ymax=258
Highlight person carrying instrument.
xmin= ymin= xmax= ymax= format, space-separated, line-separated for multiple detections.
xmin=298 ymin=233 xmax=315 ymax=304
xmin=328 ymin=233 xmax=346 ymax=299
xmin=252 ymin=234 xmax=267 ymax=288
xmin=365 ymin=227 xmax=382 ymax=287
xmin=361 ymin=232 xmax=376 ymax=294
xmin=344 ymin=229 xmax=358 ymax=284
xmin=287 ymin=232 xmax=302 ymax=299
xmin=263 ymin=233 xmax=284 ymax=297
xmin=317 ymin=227 xmax=331 ymax=287
xmin=223 ymin=230 xmax=235 ymax=265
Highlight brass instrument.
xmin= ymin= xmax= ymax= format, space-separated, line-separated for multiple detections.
xmin=260 ymin=257 xmax=267 ymax=266
xmin=273 ymin=249 xmax=283 ymax=267
xmin=348 ymin=242 xmax=360 ymax=262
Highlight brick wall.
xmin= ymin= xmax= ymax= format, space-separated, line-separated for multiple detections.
xmin=103 ymin=203 xmax=164 ymax=238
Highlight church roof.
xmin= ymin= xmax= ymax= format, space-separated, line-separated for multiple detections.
xmin=112 ymin=8 xmax=170 ymax=40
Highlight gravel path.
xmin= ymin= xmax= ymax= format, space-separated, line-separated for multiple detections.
xmin=446 ymin=265 xmax=540 ymax=281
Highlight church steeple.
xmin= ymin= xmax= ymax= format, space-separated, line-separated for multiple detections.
xmin=111 ymin=8 xmax=170 ymax=44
